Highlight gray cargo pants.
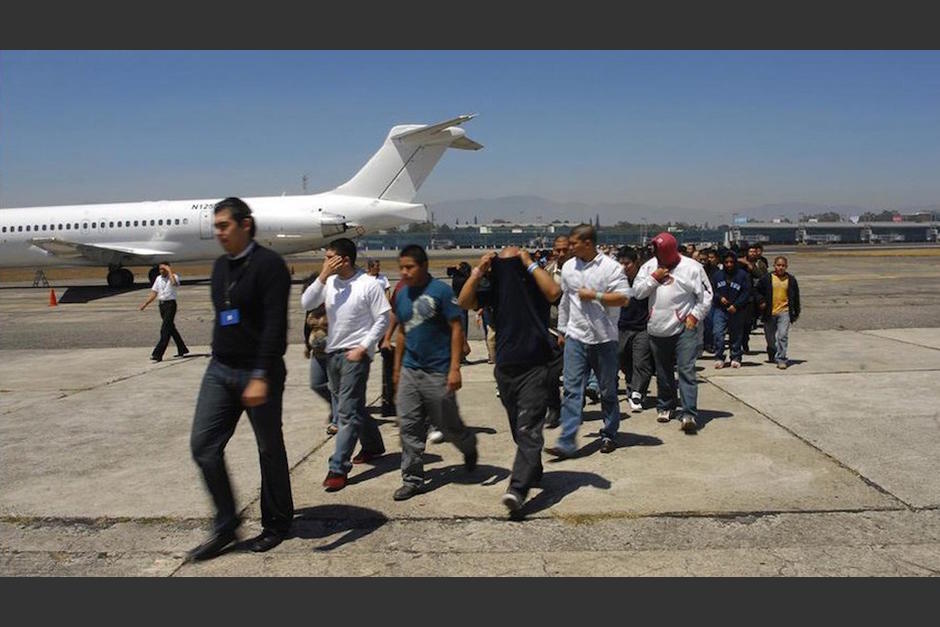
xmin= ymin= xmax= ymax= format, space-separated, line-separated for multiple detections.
xmin=397 ymin=367 xmax=477 ymax=488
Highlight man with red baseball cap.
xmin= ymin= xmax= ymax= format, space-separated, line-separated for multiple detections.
xmin=633 ymin=232 xmax=713 ymax=433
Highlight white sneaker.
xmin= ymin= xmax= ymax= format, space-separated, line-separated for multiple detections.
xmin=714 ymin=360 xmax=725 ymax=369
xmin=501 ymin=491 xmax=523 ymax=513
xmin=731 ymin=360 xmax=741 ymax=369
xmin=629 ymin=393 xmax=643 ymax=412
xmin=656 ymin=409 xmax=671 ymax=423
xmin=428 ymin=429 xmax=445 ymax=444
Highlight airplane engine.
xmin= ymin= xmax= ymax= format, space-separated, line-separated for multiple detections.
xmin=319 ymin=212 xmax=349 ymax=237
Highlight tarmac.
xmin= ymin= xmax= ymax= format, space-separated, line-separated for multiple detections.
xmin=2 ymin=327 xmax=940 ymax=575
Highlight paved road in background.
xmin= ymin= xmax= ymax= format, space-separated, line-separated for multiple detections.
xmin=2 ymin=250 xmax=940 ymax=350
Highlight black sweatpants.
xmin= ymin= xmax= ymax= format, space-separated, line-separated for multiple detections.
xmin=494 ymin=363 xmax=549 ymax=498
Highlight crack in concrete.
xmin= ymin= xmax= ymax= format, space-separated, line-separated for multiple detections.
xmin=858 ymin=331 xmax=940 ymax=353
xmin=703 ymin=377 xmax=917 ymax=511
xmin=7 ymin=504 xmax=940 ymax=529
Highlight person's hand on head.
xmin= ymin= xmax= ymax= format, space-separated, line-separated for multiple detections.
xmin=476 ymin=251 xmax=496 ymax=274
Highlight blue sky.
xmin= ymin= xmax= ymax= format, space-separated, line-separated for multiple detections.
xmin=2 ymin=50 xmax=939 ymax=213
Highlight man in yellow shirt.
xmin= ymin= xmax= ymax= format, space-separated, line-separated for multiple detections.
xmin=756 ymin=256 xmax=801 ymax=369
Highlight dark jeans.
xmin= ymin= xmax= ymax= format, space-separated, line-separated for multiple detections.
xmin=713 ymin=308 xmax=745 ymax=363
xmin=546 ymin=344 xmax=564 ymax=413
xmin=397 ymin=367 xmax=477 ymax=487
xmin=741 ymin=301 xmax=755 ymax=351
xmin=327 ymin=351 xmax=384 ymax=475
xmin=649 ymin=325 xmax=702 ymax=420
xmin=190 ymin=358 xmax=293 ymax=536
xmin=495 ymin=363 xmax=549 ymax=498
xmin=152 ymin=300 xmax=188 ymax=359
xmin=703 ymin=305 xmax=716 ymax=353
xmin=618 ymin=327 xmax=653 ymax=397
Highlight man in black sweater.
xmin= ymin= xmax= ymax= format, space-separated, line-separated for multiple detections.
xmin=186 ymin=197 xmax=294 ymax=562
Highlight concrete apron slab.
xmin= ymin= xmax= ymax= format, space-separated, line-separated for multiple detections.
xmin=860 ymin=328 xmax=940 ymax=351
xmin=0 ymin=348 xmax=324 ymax=519
xmin=699 ymin=328 xmax=940 ymax=377
xmin=276 ymin=373 xmax=897 ymax=523
xmin=0 ymin=340 xmax=901 ymax=525
xmin=711 ymin=370 xmax=940 ymax=509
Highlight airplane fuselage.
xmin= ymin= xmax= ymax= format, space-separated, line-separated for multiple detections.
xmin=0 ymin=193 xmax=427 ymax=268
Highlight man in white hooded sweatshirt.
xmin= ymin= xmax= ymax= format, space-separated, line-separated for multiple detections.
xmin=633 ymin=232 xmax=713 ymax=433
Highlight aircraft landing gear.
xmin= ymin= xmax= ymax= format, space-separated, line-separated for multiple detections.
xmin=107 ymin=267 xmax=135 ymax=288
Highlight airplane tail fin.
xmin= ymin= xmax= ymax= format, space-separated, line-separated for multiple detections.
xmin=333 ymin=114 xmax=482 ymax=202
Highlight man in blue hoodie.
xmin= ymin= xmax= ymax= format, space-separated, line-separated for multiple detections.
xmin=712 ymin=250 xmax=751 ymax=369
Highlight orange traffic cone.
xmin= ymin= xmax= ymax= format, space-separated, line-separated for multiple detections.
xmin=49 ymin=288 xmax=58 ymax=307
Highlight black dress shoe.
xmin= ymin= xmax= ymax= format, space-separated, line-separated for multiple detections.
xmin=247 ymin=530 xmax=285 ymax=553
xmin=176 ymin=350 xmax=190 ymax=357
xmin=463 ymin=449 xmax=478 ymax=472
xmin=544 ymin=445 xmax=574 ymax=459
xmin=185 ymin=530 xmax=237 ymax=562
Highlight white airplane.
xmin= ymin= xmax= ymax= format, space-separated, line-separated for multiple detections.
xmin=0 ymin=114 xmax=481 ymax=287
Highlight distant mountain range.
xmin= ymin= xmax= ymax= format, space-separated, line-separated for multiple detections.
xmin=425 ymin=195 xmax=940 ymax=226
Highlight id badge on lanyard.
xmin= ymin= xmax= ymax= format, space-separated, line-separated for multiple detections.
xmin=220 ymin=247 xmax=254 ymax=326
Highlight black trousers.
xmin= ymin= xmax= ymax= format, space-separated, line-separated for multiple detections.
xmin=546 ymin=345 xmax=564 ymax=413
xmin=190 ymin=359 xmax=293 ymax=535
xmin=494 ymin=363 xmax=549 ymax=498
xmin=152 ymin=300 xmax=188 ymax=359
xmin=380 ymin=346 xmax=396 ymax=414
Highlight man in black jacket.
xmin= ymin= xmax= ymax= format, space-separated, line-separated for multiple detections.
xmin=756 ymin=255 xmax=801 ymax=369
xmin=186 ymin=197 xmax=294 ymax=561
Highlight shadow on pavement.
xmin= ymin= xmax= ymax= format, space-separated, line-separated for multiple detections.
xmin=347 ymin=452 xmax=444 ymax=486
xmin=59 ymin=284 xmax=149 ymax=302
xmin=696 ymin=408 xmax=734 ymax=429
xmin=469 ymin=425 xmax=498 ymax=435
xmin=292 ymin=504 xmax=389 ymax=552
xmin=425 ymin=462 xmax=511 ymax=493
xmin=517 ymin=470 xmax=612 ymax=518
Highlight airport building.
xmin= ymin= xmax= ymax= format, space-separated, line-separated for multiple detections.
xmin=730 ymin=221 xmax=940 ymax=245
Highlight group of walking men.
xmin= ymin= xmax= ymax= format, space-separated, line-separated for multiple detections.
xmin=181 ymin=196 xmax=801 ymax=562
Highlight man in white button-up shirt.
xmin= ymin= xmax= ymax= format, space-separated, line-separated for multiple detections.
xmin=138 ymin=262 xmax=189 ymax=362
xmin=546 ymin=224 xmax=632 ymax=458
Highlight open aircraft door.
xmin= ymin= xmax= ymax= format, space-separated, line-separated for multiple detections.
xmin=199 ymin=206 xmax=214 ymax=239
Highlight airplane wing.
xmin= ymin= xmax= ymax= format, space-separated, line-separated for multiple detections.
xmin=28 ymin=238 xmax=175 ymax=265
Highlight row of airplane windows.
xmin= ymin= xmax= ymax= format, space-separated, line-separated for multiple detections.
xmin=1 ymin=217 xmax=190 ymax=234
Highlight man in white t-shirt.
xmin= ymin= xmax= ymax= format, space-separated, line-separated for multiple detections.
xmin=139 ymin=262 xmax=189 ymax=362
xmin=301 ymin=239 xmax=391 ymax=492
